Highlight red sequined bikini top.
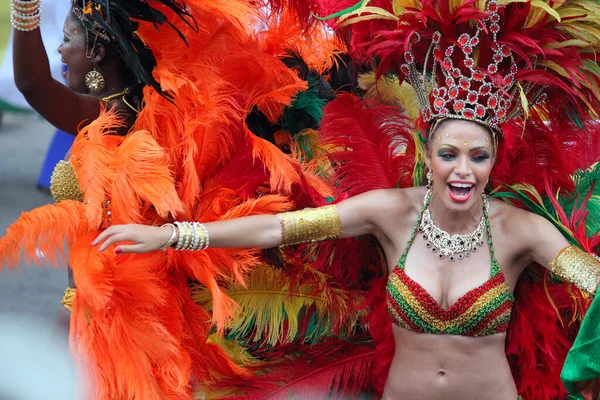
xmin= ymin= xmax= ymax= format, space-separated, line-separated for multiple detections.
xmin=386 ymin=195 xmax=514 ymax=336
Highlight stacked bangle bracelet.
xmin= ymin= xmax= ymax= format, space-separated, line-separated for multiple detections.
xmin=11 ymin=0 xmax=41 ymax=32
xmin=166 ymin=221 xmax=210 ymax=251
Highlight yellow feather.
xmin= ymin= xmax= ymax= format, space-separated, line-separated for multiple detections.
xmin=191 ymin=264 xmax=367 ymax=346
xmin=206 ymin=334 xmax=258 ymax=367
xmin=531 ymin=0 xmax=561 ymax=22
xmin=517 ymin=82 xmax=530 ymax=119
xmin=357 ymin=72 xmax=421 ymax=119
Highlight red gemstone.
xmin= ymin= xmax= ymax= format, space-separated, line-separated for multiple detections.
xmin=467 ymin=91 xmax=478 ymax=103
xmin=439 ymin=87 xmax=447 ymax=97
xmin=449 ymin=87 xmax=459 ymax=98
xmin=511 ymin=64 xmax=518 ymax=74
xmin=443 ymin=58 xmax=452 ymax=70
xmin=405 ymin=53 xmax=414 ymax=63
xmin=452 ymin=68 xmax=461 ymax=78
xmin=439 ymin=107 xmax=448 ymax=116
xmin=445 ymin=47 xmax=454 ymax=57
xmin=491 ymin=14 xmax=500 ymax=22
xmin=463 ymin=108 xmax=475 ymax=119
xmin=464 ymin=46 xmax=473 ymax=54
xmin=491 ymin=43 xmax=500 ymax=52
xmin=497 ymin=109 xmax=506 ymax=119
xmin=446 ymin=77 xmax=454 ymax=86
xmin=502 ymin=47 xmax=510 ymax=56
xmin=434 ymin=98 xmax=445 ymax=108
xmin=488 ymin=1 xmax=498 ymax=12
xmin=476 ymin=105 xmax=485 ymax=117
xmin=458 ymin=33 xmax=469 ymax=46
xmin=432 ymin=32 xmax=441 ymax=43
xmin=465 ymin=59 xmax=474 ymax=68
xmin=488 ymin=97 xmax=498 ymax=108
xmin=480 ymin=85 xmax=491 ymax=95
xmin=473 ymin=71 xmax=484 ymax=81
xmin=488 ymin=64 xmax=498 ymax=74
xmin=454 ymin=101 xmax=465 ymax=112
xmin=505 ymin=75 xmax=514 ymax=85
xmin=470 ymin=37 xmax=479 ymax=47
xmin=411 ymin=32 xmax=420 ymax=42
xmin=491 ymin=24 xmax=500 ymax=33
xmin=400 ymin=64 xmax=410 ymax=76
xmin=432 ymin=88 xmax=439 ymax=97
xmin=460 ymin=78 xmax=470 ymax=89
xmin=493 ymin=54 xmax=503 ymax=63
xmin=423 ymin=108 xmax=431 ymax=120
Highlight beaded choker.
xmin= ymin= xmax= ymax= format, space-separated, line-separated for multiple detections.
xmin=418 ymin=189 xmax=488 ymax=262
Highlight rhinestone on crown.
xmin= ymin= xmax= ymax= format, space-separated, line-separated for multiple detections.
xmin=399 ymin=1 xmax=518 ymax=130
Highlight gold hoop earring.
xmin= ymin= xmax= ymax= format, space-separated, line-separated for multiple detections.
xmin=426 ymin=170 xmax=433 ymax=189
xmin=85 ymin=67 xmax=105 ymax=93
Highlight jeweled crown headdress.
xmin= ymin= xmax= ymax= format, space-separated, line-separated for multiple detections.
xmin=400 ymin=1 xmax=540 ymax=131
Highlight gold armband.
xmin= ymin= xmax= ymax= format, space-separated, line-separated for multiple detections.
xmin=277 ymin=205 xmax=342 ymax=246
xmin=550 ymin=246 xmax=600 ymax=295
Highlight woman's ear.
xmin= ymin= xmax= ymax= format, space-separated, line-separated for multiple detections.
xmin=91 ymin=43 xmax=107 ymax=65
xmin=424 ymin=143 xmax=432 ymax=170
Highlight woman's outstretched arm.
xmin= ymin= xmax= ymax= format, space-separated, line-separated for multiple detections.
xmin=93 ymin=189 xmax=393 ymax=254
xmin=524 ymin=212 xmax=600 ymax=295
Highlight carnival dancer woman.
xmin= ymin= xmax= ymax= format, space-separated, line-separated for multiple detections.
xmin=2 ymin=0 xmax=341 ymax=398
xmin=10 ymin=0 xmax=195 ymax=310
xmin=94 ymin=1 xmax=600 ymax=398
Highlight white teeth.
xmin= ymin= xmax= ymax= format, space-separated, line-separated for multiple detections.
xmin=449 ymin=183 xmax=473 ymax=188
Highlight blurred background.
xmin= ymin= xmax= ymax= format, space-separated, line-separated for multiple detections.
xmin=0 ymin=3 xmax=77 ymax=399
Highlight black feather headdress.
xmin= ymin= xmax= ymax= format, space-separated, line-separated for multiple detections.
xmin=70 ymin=0 xmax=196 ymax=98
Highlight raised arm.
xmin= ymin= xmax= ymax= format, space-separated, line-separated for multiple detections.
xmin=12 ymin=1 xmax=101 ymax=134
xmin=92 ymin=189 xmax=393 ymax=253
xmin=525 ymin=213 xmax=600 ymax=295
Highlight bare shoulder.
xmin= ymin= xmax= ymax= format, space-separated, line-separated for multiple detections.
xmin=364 ymin=186 xmax=424 ymax=225
xmin=488 ymin=198 xmax=558 ymax=247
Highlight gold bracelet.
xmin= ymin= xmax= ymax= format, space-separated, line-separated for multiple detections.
xmin=550 ymin=246 xmax=600 ymax=295
xmin=160 ymin=223 xmax=178 ymax=251
xmin=277 ymin=205 xmax=341 ymax=246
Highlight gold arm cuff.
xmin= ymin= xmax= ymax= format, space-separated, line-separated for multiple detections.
xmin=550 ymin=246 xmax=600 ymax=295
xmin=61 ymin=287 xmax=76 ymax=312
xmin=277 ymin=205 xmax=341 ymax=246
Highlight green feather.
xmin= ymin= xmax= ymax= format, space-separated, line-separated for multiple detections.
xmin=282 ymin=75 xmax=327 ymax=136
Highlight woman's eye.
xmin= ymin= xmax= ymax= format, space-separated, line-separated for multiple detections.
xmin=439 ymin=153 xmax=456 ymax=161
xmin=472 ymin=154 xmax=490 ymax=162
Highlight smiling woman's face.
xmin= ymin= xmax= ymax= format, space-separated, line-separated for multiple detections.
xmin=425 ymin=119 xmax=495 ymax=212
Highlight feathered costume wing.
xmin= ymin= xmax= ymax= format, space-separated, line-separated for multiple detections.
xmin=0 ymin=0 xmax=341 ymax=398
xmin=193 ymin=0 xmax=600 ymax=399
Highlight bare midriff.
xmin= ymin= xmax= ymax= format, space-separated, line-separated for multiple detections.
xmin=382 ymin=325 xmax=518 ymax=400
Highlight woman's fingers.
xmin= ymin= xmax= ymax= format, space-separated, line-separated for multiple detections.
xmin=93 ymin=224 xmax=169 ymax=253
xmin=115 ymin=243 xmax=147 ymax=254
xmin=97 ymin=232 xmax=133 ymax=252
xmin=95 ymin=225 xmax=139 ymax=251
xmin=92 ymin=225 xmax=123 ymax=246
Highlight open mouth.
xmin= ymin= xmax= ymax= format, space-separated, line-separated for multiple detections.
xmin=447 ymin=182 xmax=474 ymax=203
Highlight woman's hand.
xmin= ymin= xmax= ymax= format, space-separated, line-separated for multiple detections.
xmin=92 ymin=224 xmax=174 ymax=254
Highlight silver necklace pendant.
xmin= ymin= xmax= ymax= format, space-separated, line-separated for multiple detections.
xmin=418 ymin=190 xmax=489 ymax=262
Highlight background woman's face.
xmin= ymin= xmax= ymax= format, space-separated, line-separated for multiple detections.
xmin=426 ymin=120 xmax=495 ymax=212
xmin=58 ymin=11 xmax=93 ymax=94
